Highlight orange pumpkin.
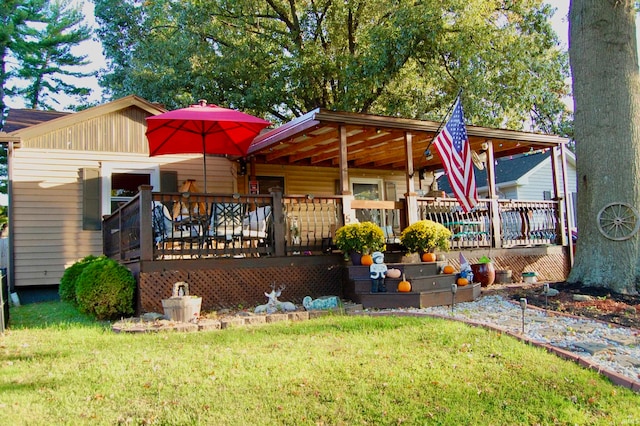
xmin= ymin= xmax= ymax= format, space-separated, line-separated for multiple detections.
xmin=456 ymin=277 xmax=469 ymax=286
xmin=421 ymin=252 xmax=437 ymax=262
xmin=443 ymin=265 xmax=455 ymax=274
xmin=361 ymin=254 xmax=374 ymax=266
xmin=397 ymin=274 xmax=412 ymax=292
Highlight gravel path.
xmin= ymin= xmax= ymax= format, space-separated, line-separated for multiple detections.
xmin=387 ymin=295 xmax=640 ymax=391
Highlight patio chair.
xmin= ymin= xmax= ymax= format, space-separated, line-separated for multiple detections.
xmin=242 ymin=205 xmax=272 ymax=246
xmin=151 ymin=201 xmax=200 ymax=254
xmin=205 ymin=202 xmax=245 ymax=250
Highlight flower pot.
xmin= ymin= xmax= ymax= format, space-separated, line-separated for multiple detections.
xmin=350 ymin=252 xmax=363 ymax=265
xmin=470 ymin=262 xmax=495 ymax=287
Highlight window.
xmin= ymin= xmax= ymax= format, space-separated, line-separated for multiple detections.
xmin=101 ymin=163 xmax=160 ymax=216
xmin=256 ymin=176 xmax=285 ymax=195
xmin=350 ymin=178 xmax=384 ymax=224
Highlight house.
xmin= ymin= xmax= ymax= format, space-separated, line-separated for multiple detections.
xmin=437 ymin=150 xmax=577 ymax=229
xmin=0 ymin=96 xmax=246 ymax=301
xmin=1 ymin=96 xmax=574 ymax=310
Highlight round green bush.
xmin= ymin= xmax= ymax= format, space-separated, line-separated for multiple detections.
xmin=75 ymin=258 xmax=136 ymax=320
xmin=59 ymin=255 xmax=103 ymax=304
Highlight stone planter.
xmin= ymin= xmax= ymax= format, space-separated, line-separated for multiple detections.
xmin=161 ymin=282 xmax=202 ymax=323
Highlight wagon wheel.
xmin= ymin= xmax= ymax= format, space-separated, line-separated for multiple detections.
xmin=597 ymin=202 xmax=640 ymax=241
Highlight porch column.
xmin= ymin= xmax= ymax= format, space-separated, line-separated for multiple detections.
xmin=338 ymin=125 xmax=356 ymax=224
xmin=484 ymin=141 xmax=501 ymax=248
xmin=270 ymin=187 xmax=286 ymax=256
xmin=560 ymin=144 xmax=574 ymax=266
xmin=550 ymin=146 xmax=567 ymax=247
xmin=404 ymin=131 xmax=419 ymax=224
xmin=139 ymin=185 xmax=154 ymax=261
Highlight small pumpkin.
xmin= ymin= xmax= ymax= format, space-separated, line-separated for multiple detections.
xmin=386 ymin=268 xmax=402 ymax=279
xmin=361 ymin=254 xmax=374 ymax=266
xmin=421 ymin=252 xmax=437 ymax=262
xmin=443 ymin=265 xmax=455 ymax=274
xmin=456 ymin=277 xmax=469 ymax=286
xmin=397 ymin=274 xmax=411 ymax=292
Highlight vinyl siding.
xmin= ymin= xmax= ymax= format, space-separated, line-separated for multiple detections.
xmin=251 ymin=164 xmax=411 ymax=199
xmin=12 ymin=148 xmax=235 ymax=288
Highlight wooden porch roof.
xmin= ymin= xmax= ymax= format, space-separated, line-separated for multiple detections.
xmin=248 ymin=108 xmax=568 ymax=172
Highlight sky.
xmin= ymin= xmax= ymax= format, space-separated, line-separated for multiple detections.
xmin=5 ymin=0 xmax=570 ymax=111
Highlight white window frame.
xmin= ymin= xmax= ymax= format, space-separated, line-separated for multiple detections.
xmin=101 ymin=162 xmax=160 ymax=216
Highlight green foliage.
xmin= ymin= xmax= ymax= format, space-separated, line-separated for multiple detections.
xmin=477 ymin=255 xmax=492 ymax=264
xmin=4 ymin=310 xmax=640 ymax=424
xmin=58 ymin=255 xmax=103 ymax=304
xmin=400 ymin=220 xmax=452 ymax=253
xmin=334 ymin=221 xmax=385 ymax=255
xmin=11 ymin=0 xmax=92 ymax=110
xmin=93 ymin=0 xmax=572 ymax=135
xmin=75 ymin=257 xmax=135 ymax=320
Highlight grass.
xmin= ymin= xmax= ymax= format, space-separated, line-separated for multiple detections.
xmin=1 ymin=302 xmax=639 ymax=425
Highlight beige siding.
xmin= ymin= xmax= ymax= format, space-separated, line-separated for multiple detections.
xmin=23 ymin=107 xmax=152 ymax=153
xmin=12 ymin=147 xmax=236 ymax=288
xmin=252 ymin=164 xmax=412 ymax=198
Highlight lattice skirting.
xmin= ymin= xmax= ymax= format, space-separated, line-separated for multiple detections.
xmin=138 ymin=256 xmax=346 ymax=313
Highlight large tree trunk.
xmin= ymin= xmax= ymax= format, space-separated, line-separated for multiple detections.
xmin=568 ymin=0 xmax=640 ymax=294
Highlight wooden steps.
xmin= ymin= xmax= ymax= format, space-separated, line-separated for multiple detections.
xmin=346 ymin=262 xmax=481 ymax=309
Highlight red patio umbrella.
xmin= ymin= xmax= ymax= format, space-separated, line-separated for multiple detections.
xmin=145 ymin=100 xmax=271 ymax=192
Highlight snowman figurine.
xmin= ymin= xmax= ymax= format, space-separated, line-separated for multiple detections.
xmin=369 ymin=251 xmax=388 ymax=293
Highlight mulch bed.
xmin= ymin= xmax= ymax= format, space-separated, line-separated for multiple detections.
xmin=488 ymin=281 xmax=640 ymax=329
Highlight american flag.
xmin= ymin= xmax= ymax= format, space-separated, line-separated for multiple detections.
xmin=432 ymin=97 xmax=478 ymax=213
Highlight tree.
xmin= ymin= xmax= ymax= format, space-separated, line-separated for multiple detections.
xmin=12 ymin=0 xmax=92 ymax=110
xmin=94 ymin=0 xmax=572 ymax=132
xmin=568 ymin=0 xmax=640 ymax=294
xmin=0 ymin=0 xmax=45 ymax=126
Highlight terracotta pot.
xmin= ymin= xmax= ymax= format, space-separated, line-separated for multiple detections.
xmin=470 ymin=262 xmax=495 ymax=287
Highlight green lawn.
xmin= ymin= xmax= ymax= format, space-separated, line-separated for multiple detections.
xmin=1 ymin=301 xmax=638 ymax=425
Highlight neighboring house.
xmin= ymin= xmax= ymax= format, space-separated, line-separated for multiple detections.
xmin=0 ymin=96 xmax=242 ymax=296
xmin=437 ymin=150 xmax=578 ymax=228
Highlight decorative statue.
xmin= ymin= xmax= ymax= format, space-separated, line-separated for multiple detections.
xmin=369 ymin=251 xmax=388 ymax=293
xmin=302 ymin=295 xmax=339 ymax=311
xmin=255 ymin=284 xmax=296 ymax=314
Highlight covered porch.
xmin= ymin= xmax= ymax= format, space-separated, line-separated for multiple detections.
xmin=103 ymin=108 xmax=573 ymax=313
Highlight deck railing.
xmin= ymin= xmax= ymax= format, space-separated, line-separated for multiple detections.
xmin=102 ymin=187 xmax=564 ymax=261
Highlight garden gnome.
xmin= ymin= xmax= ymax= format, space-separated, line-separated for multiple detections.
xmin=369 ymin=251 xmax=388 ymax=293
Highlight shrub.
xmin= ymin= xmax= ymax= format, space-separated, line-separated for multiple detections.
xmin=400 ymin=220 xmax=452 ymax=253
xmin=75 ymin=257 xmax=136 ymax=320
xmin=334 ymin=222 xmax=386 ymax=254
xmin=59 ymin=255 xmax=103 ymax=304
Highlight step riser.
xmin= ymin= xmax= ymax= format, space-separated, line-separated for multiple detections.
xmin=351 ymin=274 xmax=456 ymax=293
xmin=348 ymin=262 xmax=446 ymax=279
xmin=356 ymin=284 xmax=480 ymax=309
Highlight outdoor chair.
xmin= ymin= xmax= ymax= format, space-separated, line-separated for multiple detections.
xmin=242 ymin=205 xmax=272 ymax=250
xmin=205 ymin=202 xmax=245 ymax=251
xmin=151 ymin=201 xmax=201 ymax=255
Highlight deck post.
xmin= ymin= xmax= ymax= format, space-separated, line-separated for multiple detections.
xmin=404 ymin=131 xmax=419 ymax=224
xmin=485 ymin=142 xmax=501 ymax=248
xmin=270 ymin=187 xmax=286 ymax=256
xmin=559 ymin=144 xmax=574 ymax=266
xmin=139 ymin=185 xmax=154 ymax=261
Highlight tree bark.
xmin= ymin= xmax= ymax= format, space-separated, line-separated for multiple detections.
xmin=568 ymin=0 xmax=640 ymax=294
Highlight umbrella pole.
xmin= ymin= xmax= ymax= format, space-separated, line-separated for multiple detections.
xmin=203 ymin=154 xmax=207 ymax=193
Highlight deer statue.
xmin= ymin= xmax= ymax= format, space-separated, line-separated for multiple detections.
xmin=254 ymin=284 xmax=296 ymax=314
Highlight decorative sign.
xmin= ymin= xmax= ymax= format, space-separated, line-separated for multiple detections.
xmin=249 ymin=180 xmax=259 ymax=194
